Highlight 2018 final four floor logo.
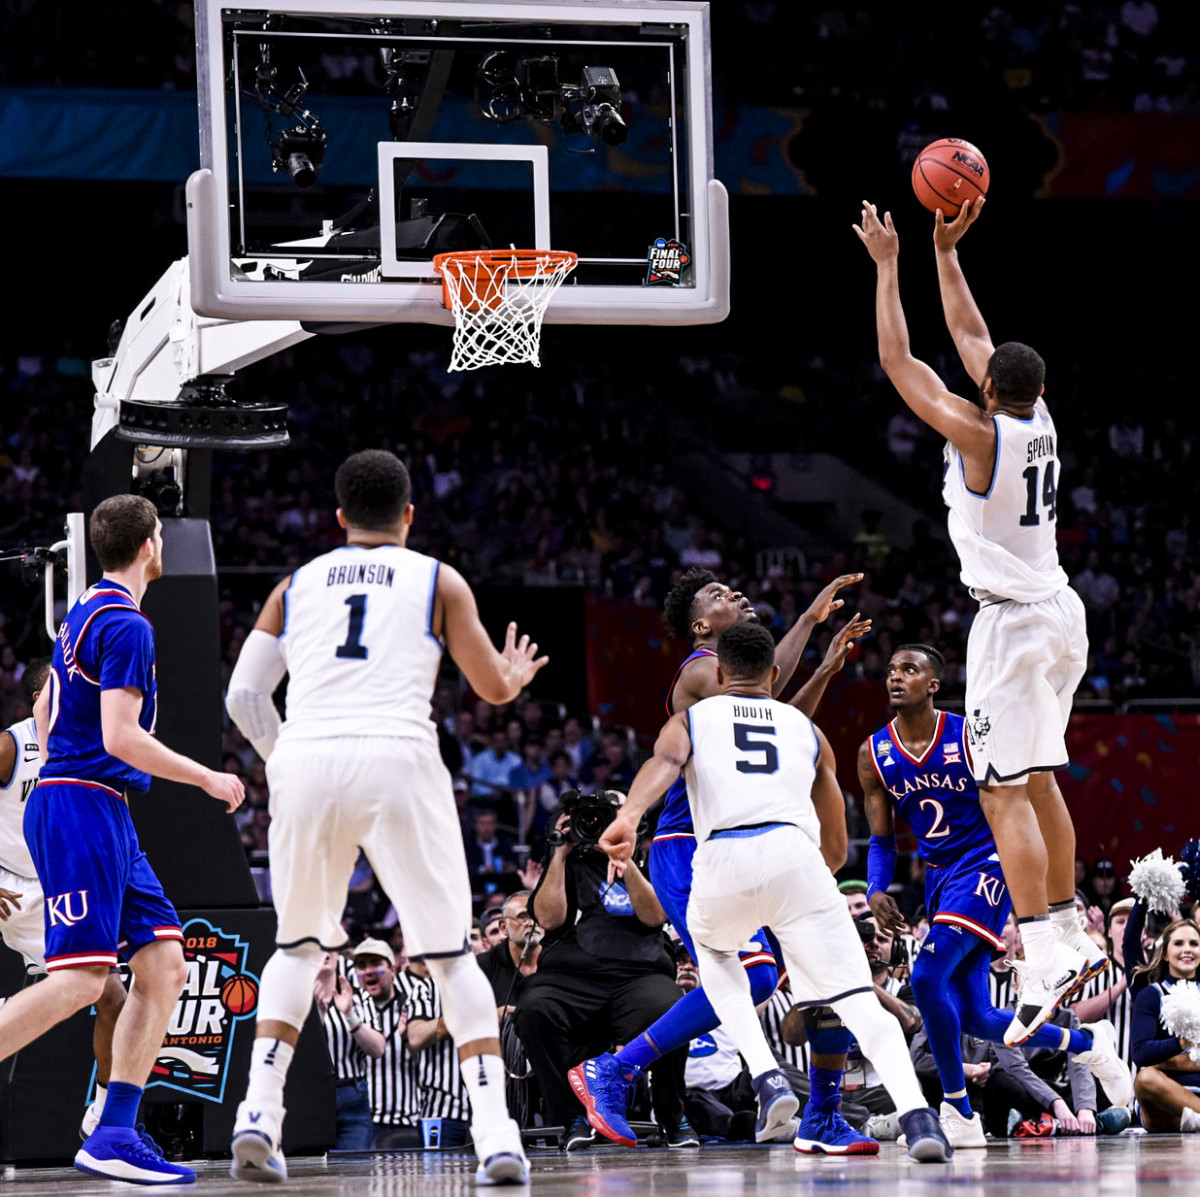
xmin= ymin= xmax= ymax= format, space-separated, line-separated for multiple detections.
xmin=89 ymin=918 xmax=260 ymax=1105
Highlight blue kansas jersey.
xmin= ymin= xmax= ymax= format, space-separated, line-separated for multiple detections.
xmin=41 ymin=582 xmax=158 ymax=795
xmin=870 ymin=711 xmax=1009 ymax=948
xmin=653 ymin=648 xmax=715 ymax=839
xmin=868 ymin=711 xmax=994 ymax=871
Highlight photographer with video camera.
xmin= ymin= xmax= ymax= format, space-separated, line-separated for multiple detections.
xmin=517 ymin=790 xmax=691 ymax=1151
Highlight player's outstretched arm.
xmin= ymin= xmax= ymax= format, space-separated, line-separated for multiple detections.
xmin=858 ymin=739 xmax=906 ymax=934
xmin=32 ymin=686 xmax=49 ymax=763
xmin=810 ymin=726 xmax=848 ymax=872
xmin=771 ymin=573 xmax=863 ymax=697
xmin=226 ymin=585 xmax=290 ymax=760
xmin=100 ymin=687 xmax=245 ymax=811
xmin=597 ymin=713 xmax=691 ymax=878
xmin=854 ymin=201 xmax=996 ymax=459
xmin=437 ymin=565 xmax=548 ymax=705
xmin=791 ymin=612 xmax=872 ymax=718
xmin=932 ymin=199 xmax=994 ymax=386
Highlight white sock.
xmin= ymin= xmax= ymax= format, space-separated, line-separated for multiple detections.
xmin=1182 ymin=1107 xmax=1200 ymax=1133
xmin=461 ymin=1052 xmax=512 ymax=1135
xmin=1019 ymin=917 xmax=1056 ymax=972
xmin=694 ymin=941 xmax=780 ymax=1078
xmin=832 ymin=992 xmax=926 ymax=1116
xmin=93 ymin=1083 xmax=107 ymax=1113
xmin=244 ymin=1037 xmax=294 ymax=1109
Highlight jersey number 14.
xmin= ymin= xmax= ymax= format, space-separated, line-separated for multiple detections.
xmin=1020 ymin=462 xmax=1057 ymax=527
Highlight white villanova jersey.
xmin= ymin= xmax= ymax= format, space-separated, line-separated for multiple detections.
xmin=943 ymin=402 xmax=1069 ymax=604
xmin=0 ymin=717 xmax=40 ymax=877
xmin=278 ymin=545 xmax=442 ymax=745
xmin=683 ymin=694 xmax=821 ymax=845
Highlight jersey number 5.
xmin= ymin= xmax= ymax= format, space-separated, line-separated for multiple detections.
xmin=336 ymin=594 xmax=369 ymax=660
xmin=733 ymin=723 xmax=779 ymax=774
xmin=1020 ymin=462 xmax=1057 ymax=526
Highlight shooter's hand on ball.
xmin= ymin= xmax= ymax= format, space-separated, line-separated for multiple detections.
xmin=854 ymin=203 xmax=898 ymax=263
xmin=933 ymin=197 xmax=984 ymax=253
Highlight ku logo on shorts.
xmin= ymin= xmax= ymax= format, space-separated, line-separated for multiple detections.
xmin=47 ymin=890 xmax=92 ymax=927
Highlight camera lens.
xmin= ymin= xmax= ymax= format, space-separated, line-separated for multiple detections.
xmin=592 ymin=105 xmax=627 ymax=146
xmin=286 ymin=152 xmax=317 ymax=188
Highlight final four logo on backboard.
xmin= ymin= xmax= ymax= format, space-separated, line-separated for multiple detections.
xmin=645 ymin=237 xmax=690 ymax=285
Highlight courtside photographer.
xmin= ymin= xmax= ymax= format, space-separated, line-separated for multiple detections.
xmin=517 ymin=792 xmax=690 ymax=1150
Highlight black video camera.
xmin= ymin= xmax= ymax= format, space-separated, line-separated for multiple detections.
xmin=546 ymin=789 xmax=621 ymax=849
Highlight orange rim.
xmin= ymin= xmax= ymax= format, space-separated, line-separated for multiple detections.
xmin=432 ymin=249 xmax=578 ymax=312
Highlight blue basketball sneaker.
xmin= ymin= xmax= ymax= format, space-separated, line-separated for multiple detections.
xmin=898 ymin=1106 xmax=953 ymax=1163
xmin=751 ymin=1068 xmax=800 ymax=1143
xmin=75 ymin=1125 xmax=196 ymax=1185
xmin=793 ymin=1098 xmax=880 ymax=1156
xmin=568 ymin=1053 xmax=640 ymax=1147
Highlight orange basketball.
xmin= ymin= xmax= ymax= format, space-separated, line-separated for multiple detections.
xmin=911 ymin=138 xmax=989 ymax=217
xmin=221 ymin=973 xmax=259 ymax=1015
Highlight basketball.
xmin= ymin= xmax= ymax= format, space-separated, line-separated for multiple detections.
xmin=911 ymin=138 xmax=990 ymax=217
xmin=220 ymin=973 xmax=259 ymax=1016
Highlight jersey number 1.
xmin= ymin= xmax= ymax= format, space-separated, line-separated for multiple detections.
xmin=336 ymin=594 xmax=369 ymax=659
xmin=1020 ymin=462 xmax=1057 ymax=526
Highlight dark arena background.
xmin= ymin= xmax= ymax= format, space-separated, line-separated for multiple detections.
xmin=1 ymin=2 xmax=1199 ymax=1193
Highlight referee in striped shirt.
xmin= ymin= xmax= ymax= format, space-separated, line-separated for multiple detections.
xmin=315 ymin=952 xmax=381 ymax=1150
xmin=406 ymin=961 xmax=471 ymax=1147
xmin=349 ymin=938 xmax=422 ymax=1144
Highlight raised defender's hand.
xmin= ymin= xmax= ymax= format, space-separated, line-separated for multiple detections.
xmin=598 ymin=813 xmax=640 ymax=882
xmin=503 ymin=622 xmax=549 ymax=690
xmin=806 ymin=573 xmax=864 ymax=626
xmin=933 ymin=196 xmax=984 ymax=253
xmin=853 ymin=202 xmax=898 ymax=263
xmin=823 ymin=612 xmax=872 ymax=673
xmin=868 ymin=890 xmax=908 ymax=937
xmin=203 ymin=768 xmax=246 ymax=812
xmin=0 ymin=887 xmax=23 ymax=921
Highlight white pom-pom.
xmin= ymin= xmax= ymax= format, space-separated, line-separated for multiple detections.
xmin=1128 ymin=848 xmax=1187 ymax=914
xmin=1160 ymin=980 xmax=1200 ymax=1063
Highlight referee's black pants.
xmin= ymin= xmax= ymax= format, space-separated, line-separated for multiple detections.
xmin=515 ymin=967 xmax=686 ymax=1130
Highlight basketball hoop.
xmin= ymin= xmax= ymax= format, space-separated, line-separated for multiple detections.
xmin=432 ymin=249 xmax=578 ymax=371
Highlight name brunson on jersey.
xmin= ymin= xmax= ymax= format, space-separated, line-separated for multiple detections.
xmin=326 ymin=563 xmax=395 ymax=587
xmin=886 ymin=772 xmax=971 ymax=800
xmin=1026 ymin=435 xmax=1054 ymax=463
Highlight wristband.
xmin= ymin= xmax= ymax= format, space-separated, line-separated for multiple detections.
xmin=866 ymin=834 xmax=898 ymax=899
xmin=347 ymin=1014 xmax=364 ymax=1033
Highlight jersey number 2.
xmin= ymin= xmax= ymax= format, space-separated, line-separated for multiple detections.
xmin=1020 ymin=462 xmax=1057 ymax=526
xmin=733 ymin=723 xmax=779 ymax=774
xmin=336 ymin=594 xmax=369 ymax=660
xmin=918 ymin=797 xmax=951 ymax=840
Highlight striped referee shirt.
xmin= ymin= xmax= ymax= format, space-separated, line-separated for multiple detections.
xmin=989 ymin=962 xmax=1016 ymax=1012
xmin=405 ymin=972 xmax=469 ymax=1122
xmin=321 ymin=956 xmax=371 ymax=1083
xmin=364 ymin=972 xmax=421 ymax=1127
xmin=759 ymin=986 xmax=809 ymax=1072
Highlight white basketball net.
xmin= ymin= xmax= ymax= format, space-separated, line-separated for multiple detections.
xmin=435 ymin=250 xmax=578 ymax=372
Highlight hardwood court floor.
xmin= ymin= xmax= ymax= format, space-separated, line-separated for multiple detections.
xmin=5 ymin=1136 xmax=1199 ymax=1195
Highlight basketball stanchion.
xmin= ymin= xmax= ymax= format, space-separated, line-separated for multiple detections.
xmin=432 ymin=249 xmax=578 ymax=371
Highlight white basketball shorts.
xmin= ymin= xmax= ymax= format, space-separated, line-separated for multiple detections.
xmin=964 ymin=585 xmax=1088 ymax=786
xmin=0 ymin=864 xmax=47 ymax=974
xmin=266 ymin=735 xmax=473 ymax=959
xmin=688 ymin=824 xmax=875 ymax=1008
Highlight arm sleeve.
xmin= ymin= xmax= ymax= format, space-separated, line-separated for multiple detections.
xmin=226 ymin=629 xmax=288 ymax=760
xmin=98 ymin=613 xmax=155 ymax=692
xmin=867 ymin=835 xmax=898 ymax=899
xmin=1131 ymin=986 xmax=1183 ymax=1068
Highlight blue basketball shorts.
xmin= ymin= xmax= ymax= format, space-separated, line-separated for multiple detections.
xmin=649 ymin=832 xmax=775 ymax=970
xmin=25 ymin=779 xmax=182 ymax=971
xmin=925 ymin=852 xmax=1012 ymax=951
